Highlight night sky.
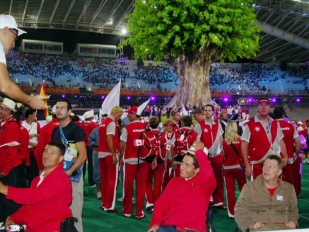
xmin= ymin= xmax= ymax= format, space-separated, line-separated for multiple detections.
xmin=15 ymin=28 xmax=133 ymax=56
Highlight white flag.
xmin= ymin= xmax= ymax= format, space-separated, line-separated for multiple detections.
xmin=181 ymin=102 xmax=188 ymax=116
xmin=137 ymin=99 xmax=150 ymax=115
xmin=101 ymin=80 xmax=121 ymax=115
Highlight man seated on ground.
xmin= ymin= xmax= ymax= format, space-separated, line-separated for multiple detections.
xmin=235 ymin=154 xmax=299 ymax=231
xmin=0 ymin=142 xmax=72 ymax=232
xmin=148 ymin=141 xmax=216 ymax=232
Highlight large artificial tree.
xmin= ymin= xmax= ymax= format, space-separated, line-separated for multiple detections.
xmin=125 ymin=0 xmax=261 ymax=108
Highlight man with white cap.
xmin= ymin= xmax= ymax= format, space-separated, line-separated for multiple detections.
xmin=241 ymin=98 xmax=288 ymax=179
xmin=0 ymin=98 xmax=22 ymax=223
xmin=0 ymin=15 xmax=46 ymax=109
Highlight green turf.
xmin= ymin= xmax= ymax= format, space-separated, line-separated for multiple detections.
xmin=82 ymin=161 xmax=309 ymax=231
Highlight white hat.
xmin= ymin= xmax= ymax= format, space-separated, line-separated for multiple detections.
xmin=2 ymin=98 xmax=16 ymax=112
xmin=50 ymin=105 xmax=57 ymax=114
xmin=181 ymin=145 xmax=209 ymax=155
xmin=84 ymin=110 xmax=94 ymax=120
xmin=297 ymin=121 xmax=303 ymax=125
xmin=0 ymin=15 xmax=26 ymax=36
xmin=181 ymin=146 xmax=196 ymax=155
xmin=46 ymin=115 xmax=52 ymax=123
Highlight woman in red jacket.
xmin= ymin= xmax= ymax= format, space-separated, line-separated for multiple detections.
xmin=222 ymin=120 xmax=247 ymax=218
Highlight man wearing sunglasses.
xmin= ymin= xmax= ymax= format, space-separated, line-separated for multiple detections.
xmin=0 ymin=14 xmax=46 ymax=109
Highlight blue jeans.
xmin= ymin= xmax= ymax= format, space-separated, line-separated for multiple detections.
xmin=92 ymin=151 xmax=100 ymax=184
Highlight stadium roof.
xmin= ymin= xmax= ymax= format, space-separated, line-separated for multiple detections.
xmin=1 ymin=0 xmax=309 ymax=63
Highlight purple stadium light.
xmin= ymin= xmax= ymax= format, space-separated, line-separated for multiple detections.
xmin=151 ymin=96 xmax=155 ymax=100
xmin=223 ymin=97 xmax=229 ymax=102
xmin=127 ymin=96 xmax=131 ymax=100
xmin=62 ymin=94 xmax=66 ymax=98
xmin=248 ymin=98 xmax=253 ymax=102
xmin=271 ymin=98 xmax=277 ymax=103
xmin=296 ymin=98 xmax=301 ymax=103
xmin=101 ymin=95 xmax=105 ymax=99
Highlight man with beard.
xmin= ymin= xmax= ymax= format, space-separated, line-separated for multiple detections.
xmin=52 ymin=99 xmax=87 ymax=232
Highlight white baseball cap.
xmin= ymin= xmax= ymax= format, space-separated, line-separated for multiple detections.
xmin=0 ymin=15 xmax=26 ymax=36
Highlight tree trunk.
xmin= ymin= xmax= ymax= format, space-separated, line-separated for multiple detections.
xmin=164 ymin=49 xmax=216 ymax=111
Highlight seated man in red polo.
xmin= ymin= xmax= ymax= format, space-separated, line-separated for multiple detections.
xmin=0 ymin=142 xmax=72 ymax=232
xmin=148 ymin=142 xmax=216 ymax=232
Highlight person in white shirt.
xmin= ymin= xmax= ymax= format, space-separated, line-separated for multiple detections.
xmin=0 ymin=14 xmax=46 ymax=109
xmin=22 ymin=108 xmax=40 ymax=184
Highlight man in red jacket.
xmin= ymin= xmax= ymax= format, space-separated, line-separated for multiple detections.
xmin=241 ymin=98 xmax=288 ymax=179
xmin=194 ymin=104 xmax=225 ymax=209
xmin=120 ymin=106 xmax=147 ymax=219
xmin=148 ymin=141 xmax=216 ymax=232
xmin=34 ymin=105 xmax=60 ymax=172
xmin=0 ymin=98 xmax=22 ymax=223
xmin=80 ymin=110 xmax=97 ymax=187
xmin=273 ymin=106 xmax=301 ymax=196
xmin=1 ymin=142 xmax=72 ymax=232
xmin=98 ymin=106 xmax=123 ymax=212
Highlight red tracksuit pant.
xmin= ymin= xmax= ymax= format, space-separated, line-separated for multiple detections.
xmin=99 ymin=156 xmax=119 ymax=210
xmin=145 ymin=162 xmax=165 ymax=205
xmin=223 ymin=168 xmax=247 ymax=217
xmin=209 ymin=155 xmax=224 ymax=205
xmin=122 ymin=161 xmax=148 ymax=217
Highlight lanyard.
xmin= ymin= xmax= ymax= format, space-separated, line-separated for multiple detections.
xmin=59 ymin=126 xmax=69 ymax=148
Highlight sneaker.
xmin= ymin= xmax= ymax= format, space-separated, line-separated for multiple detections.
xmin=97 ymin=192 xmax=101 ymax=199
xmin=214 ymin=204 xmax=227 ymax=210
xmin=135 ymin=213 xmax=145 ymax=219
xmin=146 ymin=206 xmax=154 ymax=213
xmin=123 ymin=213 xmax=131 ymax=218
xmin=105 ymin=209 xmax=118 ymax=213
xmin=100 ymin=205 xmax=118 ymax=213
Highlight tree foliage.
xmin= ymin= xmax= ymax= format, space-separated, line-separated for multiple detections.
xmin=125 ymin=0 xmax=261 ymax=108
xmin=126 ymin=0 xmax=260 ymax=63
